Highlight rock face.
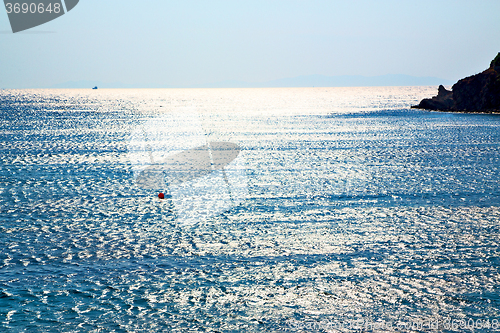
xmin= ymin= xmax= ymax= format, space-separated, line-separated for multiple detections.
xmin=413 ymin=85 xmax=454 ymax=111
xmin=412 ymin=53 xmax=500 ymax=112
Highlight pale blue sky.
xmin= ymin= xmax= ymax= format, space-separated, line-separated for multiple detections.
xmin=1 ymin=0 xmax=499 ymax=88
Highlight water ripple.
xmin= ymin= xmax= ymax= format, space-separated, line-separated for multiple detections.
xmin=1 ymin=88 xmax=499 ymax=331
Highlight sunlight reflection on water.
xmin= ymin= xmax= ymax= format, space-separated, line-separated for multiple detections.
xmin=1 ymin=87 xmax=499 ymax=331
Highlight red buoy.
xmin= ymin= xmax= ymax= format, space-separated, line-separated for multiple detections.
xmin=158 ymin=192 xmax=164 ymax=199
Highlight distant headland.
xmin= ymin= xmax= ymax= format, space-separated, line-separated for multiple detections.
xmin=412 ymin=53 xmax=500 ymax=113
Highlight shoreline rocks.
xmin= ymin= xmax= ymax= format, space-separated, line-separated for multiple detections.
xmin=412 ymin=53 xmax=500 ymax=113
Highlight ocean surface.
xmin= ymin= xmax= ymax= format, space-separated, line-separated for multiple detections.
xmin=1 ymin=87 xmax=499 ymax=332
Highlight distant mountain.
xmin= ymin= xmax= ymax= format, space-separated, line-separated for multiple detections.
xmin=50 ymin=81 xmax=169 ymax=89
xmin=193 ymin=74 xmax=454 ymax=88
xmin=51 ymin=75 xmax=453 ymax=89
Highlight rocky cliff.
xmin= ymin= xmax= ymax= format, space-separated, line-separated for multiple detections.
xmin=412 ymin=53 xmax=500 ymax=113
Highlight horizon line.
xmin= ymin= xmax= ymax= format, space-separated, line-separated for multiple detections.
xmin=1 ymin=73 xmax=456 ymax=90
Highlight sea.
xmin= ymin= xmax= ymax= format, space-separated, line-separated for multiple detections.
xmin=0 ymin=87 xmax=499 ymax=332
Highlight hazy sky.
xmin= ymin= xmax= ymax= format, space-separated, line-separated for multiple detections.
xmin=1 ymin=0 xmax=499 ymax=88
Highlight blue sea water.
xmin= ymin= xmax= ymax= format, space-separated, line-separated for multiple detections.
xmin=0 ymin=87 xmax=499 ymax=332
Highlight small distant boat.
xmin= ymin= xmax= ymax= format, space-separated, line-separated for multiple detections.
xmin=92 ymin=86 xmax=98 ymax=90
